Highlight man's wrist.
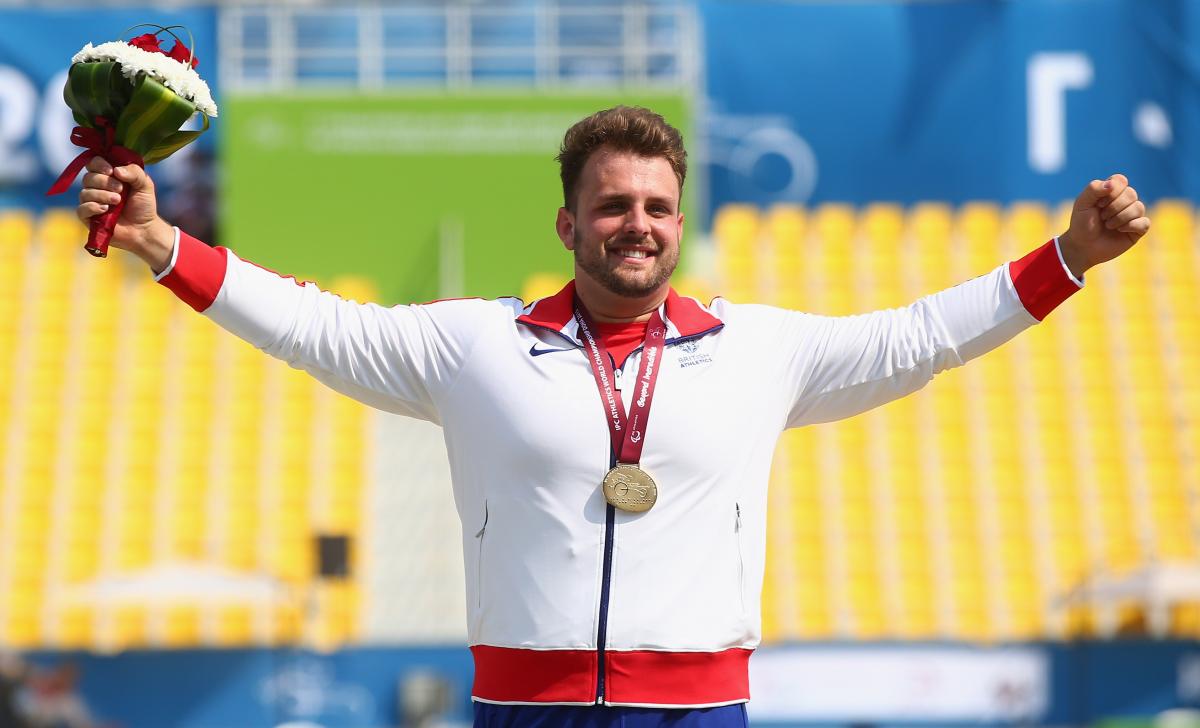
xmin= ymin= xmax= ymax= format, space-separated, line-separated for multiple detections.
xmin=136 ymin=218 xmax=176 ymax=275
xmin=1057 ymin=230 xmax=1090 ymax=280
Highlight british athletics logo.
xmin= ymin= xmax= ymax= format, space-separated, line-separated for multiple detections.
xmin=675 ymin=339 xmax=713 ymax=368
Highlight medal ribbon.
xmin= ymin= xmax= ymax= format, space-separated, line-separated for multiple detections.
xmin=574 ymin=305 xmax=668 ymax=465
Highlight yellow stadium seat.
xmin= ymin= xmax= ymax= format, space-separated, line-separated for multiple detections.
xmin=321 ymin=501 xmax=361 ymax=532
xmin=957 ymin=203 xmax=1002 ymax=270
xmin=162 ymin=606 xmax=202 ymax=647
xmin=115 ymin=540 xmax=154 ymax=571
xmin=812 ymin=204 xmax=856 ymax=249
xmin=224 ymin=536 xmax=259 ymax=571
xmin=312 ymin=582 xmax=359 ymax=646
xmin=1050 ymin=200 xmax=1073 ymax=235
xmin=214 ymin=606 xmax=255 ymax=646
xmin=326 ymin=274 xmax=379 ymax=303
xmin=912 ymin=202 xmax=954 ymax=243
xmin=54 ymin=605 xmax=95 ymax=649
xmin=0 ymin=209 xmax=35 ymax=251
xmin=64 ymin=546 xmax=101 ymax=582
xmin=104 ymin=605 xmax=149 ymax=649
xmin=1171 ymin=605 xmax=1200 ymax=638
xmin=271 ymin=604 xmax=303 ymax=644
xmin=861 ymin=203 xmax=904 ymax=247
xmin=765 ymin=205 xmax=807 ymax=248
xmin=713 ymin=204 xmax=760 ymax=253
xmin=521 ymin=272 xmax=569 ymax=302
xmin=1007 ymin=202 xmax=1051 ymax=246
xmin=1 ymin=611 xmax=41 ymax=649
xmin=37 ymin=209 xmax=86 ymax=248
xmin=672 ymin=275 xmax=717 ymax=306
xmin=272 ymin=538 xmax=313 ymax=582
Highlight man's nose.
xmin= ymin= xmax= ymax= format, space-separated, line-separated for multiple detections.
xmin=623 ymin=207 xmax=651 ymax=237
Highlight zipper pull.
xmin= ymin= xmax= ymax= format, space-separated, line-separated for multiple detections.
xmin=736 ymin=503 xmax=742 ymax=531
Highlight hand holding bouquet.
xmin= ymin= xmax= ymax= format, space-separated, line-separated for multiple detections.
xmin=46 ymin=24 xmax=217 ymax=258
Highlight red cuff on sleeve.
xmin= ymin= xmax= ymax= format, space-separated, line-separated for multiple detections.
xmin=158 ymin=231 xmax=229 ymax=312
xmin=1008 ymin=239 xmax=1080 ymax=321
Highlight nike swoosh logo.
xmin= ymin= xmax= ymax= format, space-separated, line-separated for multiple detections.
xmin=529 ymin=344 xmax=575 ymax=357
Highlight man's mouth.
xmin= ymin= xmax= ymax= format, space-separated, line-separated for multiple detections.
xmin=607 ymin=244 xmax=656 ymax=261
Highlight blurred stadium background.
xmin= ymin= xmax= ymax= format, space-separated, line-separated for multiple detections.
xmin=1 ymin=1 xmax=1198 ymax=726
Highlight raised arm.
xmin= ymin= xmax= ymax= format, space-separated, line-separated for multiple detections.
xmin=77 ymin=159 xmax=491 ymax=422
xmin=784 ymin=174 xmax=1150 ymax=427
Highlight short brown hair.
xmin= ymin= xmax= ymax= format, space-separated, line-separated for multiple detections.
xmin=557 ymin=105 xmax=687 ymax=210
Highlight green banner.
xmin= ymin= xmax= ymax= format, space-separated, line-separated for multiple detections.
xmin=222 ymin=92 xmax=691 ymax=304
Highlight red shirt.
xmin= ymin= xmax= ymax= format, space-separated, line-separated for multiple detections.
xmin=595 ymin=320 xmax=649 ymax=368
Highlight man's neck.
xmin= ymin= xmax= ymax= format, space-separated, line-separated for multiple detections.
xmin=574 ymin=275 xmax=668 ymax=323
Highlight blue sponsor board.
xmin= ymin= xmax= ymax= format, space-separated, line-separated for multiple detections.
xmin=10 ymin=641 xmax=1200 ymax=728
xmin=0 ymin=7 xmax=217 ymax=211
xmin=699 ymin=0 xmax=1197 ymax=217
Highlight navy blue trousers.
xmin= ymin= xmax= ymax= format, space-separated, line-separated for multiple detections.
xmin=472 ymin=702 xmax=750 ymax=727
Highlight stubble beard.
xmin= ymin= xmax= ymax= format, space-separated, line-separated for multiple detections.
xmin=574 ymin=231 xmax=678 ymax=298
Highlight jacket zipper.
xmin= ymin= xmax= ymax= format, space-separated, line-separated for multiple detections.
xmin=595 ymin=354 xmax=622 ymax=704
xmin=595 ymin=480 xmax=616 ymax=703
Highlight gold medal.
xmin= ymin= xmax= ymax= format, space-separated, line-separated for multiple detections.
xmin=602 ymin=464 xmax=658 ymax=513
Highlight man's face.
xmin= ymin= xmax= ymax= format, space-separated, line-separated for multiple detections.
xmin=556 ymin=147 xmax=683 ymax=299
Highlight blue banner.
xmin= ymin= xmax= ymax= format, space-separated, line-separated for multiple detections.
xmin=12 ymin=640 xmax=1200 ymax=728
xmin=700 ymin=0 xmax=1197 ymax=215
xmin=0 ymin=7 xmax=217 ymax=211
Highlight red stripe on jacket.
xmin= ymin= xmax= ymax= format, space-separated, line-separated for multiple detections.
xmin=1008 ymin=238 xmax=1081 ymax=321
xmin=469 ymin=645 xmax=751 ymax=706
xmin=157 ymin=231 xmax=228 ymax=312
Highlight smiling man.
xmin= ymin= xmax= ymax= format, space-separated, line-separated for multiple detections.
xmin=78 ymin=106 xmax=1150 ymax=728
xmin=556 ymin=121 xmax=685 ymax=318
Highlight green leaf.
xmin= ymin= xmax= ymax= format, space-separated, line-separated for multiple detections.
xmin=62 ymin=62 xmax=132 ymax=124
xmin=142 ymin=131 xmax=202 ymax=164
xmin=143 ymin=112 xmax=210 ymax=164
xmin=114 ymin=73 xmax=197 ymax=156
xmin=144 ymin=133 xmax=198 ymax=165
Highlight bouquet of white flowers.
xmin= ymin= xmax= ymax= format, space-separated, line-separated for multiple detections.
xmin=46 ymin=24 xmax=217 ymax=257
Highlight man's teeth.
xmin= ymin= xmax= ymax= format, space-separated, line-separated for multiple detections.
xmin=615 ymin=249 xmax=648 ymax=258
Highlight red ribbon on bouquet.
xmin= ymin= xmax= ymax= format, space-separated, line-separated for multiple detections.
xmin=46 ymin=116 xmax=144 ymax=258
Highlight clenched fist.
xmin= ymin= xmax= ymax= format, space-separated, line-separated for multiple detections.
xmin=1058 ymin=173 xmax=1150 ymax=279
xmin=76 ymin=156 xmax=175 ymax=273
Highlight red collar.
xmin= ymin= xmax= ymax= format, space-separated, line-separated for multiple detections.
xmin=515 ymin=280 xmax=724 ymax=340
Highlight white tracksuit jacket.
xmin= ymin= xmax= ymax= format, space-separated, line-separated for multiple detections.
xmin=155 ymin=230 xmax=1081 ymax=708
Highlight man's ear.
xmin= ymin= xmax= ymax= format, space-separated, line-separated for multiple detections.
xmin=556 ymin=207 xmax=575 ymax=250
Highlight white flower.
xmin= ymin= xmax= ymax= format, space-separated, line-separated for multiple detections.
xmin=73 ymin=40 xmax=218 ymax=118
